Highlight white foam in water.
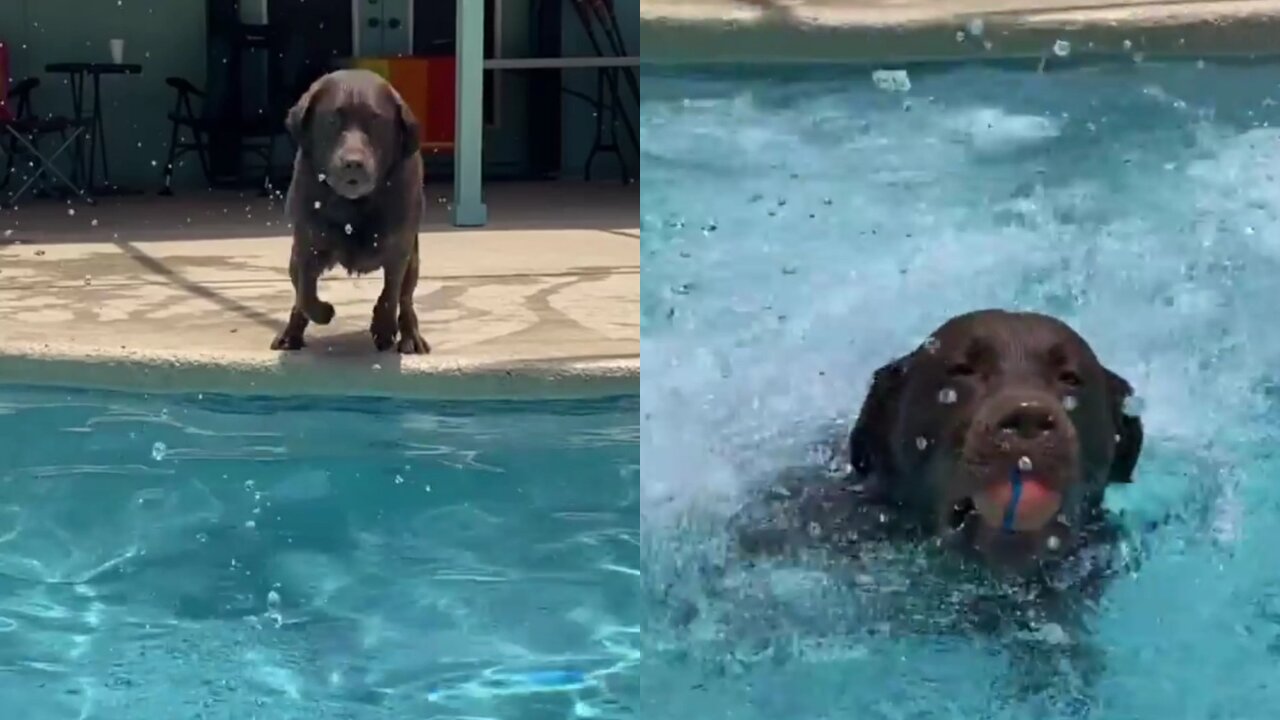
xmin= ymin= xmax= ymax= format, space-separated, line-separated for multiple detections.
xmin=871 ymin=69 xmax=911 ymax=93
xmin=641 ymin=62 xmax=1280 ymax=717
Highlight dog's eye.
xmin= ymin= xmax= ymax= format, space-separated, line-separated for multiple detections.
xmin=1059 ymin=370 xmax=1083 ymax=387
xmin=946 ymin=363 xmax=975 ymax=378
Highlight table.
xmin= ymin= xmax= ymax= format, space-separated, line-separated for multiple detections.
xmin=44 ymin=62 xmax=143 ymax=194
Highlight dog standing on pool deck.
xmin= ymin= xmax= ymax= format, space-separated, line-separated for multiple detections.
xmin=271 ymin=69 xmax=430 ymax=354
xmin=737 ymin=309 xmax=1145 ymax=576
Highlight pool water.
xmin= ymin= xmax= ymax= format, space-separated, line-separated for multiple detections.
xmin=641 ymin=61 xmax=1280 ymax=718
xmin=0 ymin=387 xmax=639 ymax=719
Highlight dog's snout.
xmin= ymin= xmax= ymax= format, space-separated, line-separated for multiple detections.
xmin=996 ymin=403 xmax=1057 ymax=440
xmin=340 ymin=156 xmax=366 ymax=172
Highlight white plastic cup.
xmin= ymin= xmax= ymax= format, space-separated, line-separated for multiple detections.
xmin=109 ymin=39 xmax=124 ymax=64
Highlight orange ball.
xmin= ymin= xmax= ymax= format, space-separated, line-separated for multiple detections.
xmin=972 ymin=476 xmax=1062 ymax=532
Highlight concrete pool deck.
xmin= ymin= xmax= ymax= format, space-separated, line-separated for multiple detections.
xmin=641 ymin=0 xmax=1280 ymax=63
xmin=0 ymin=183 xmax=638 ymax=400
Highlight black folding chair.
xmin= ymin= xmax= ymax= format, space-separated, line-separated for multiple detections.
xmin=568 ymin=0 xmax=638 ymax=183
xmin=0 ymin=77 xmax=93 ymax=207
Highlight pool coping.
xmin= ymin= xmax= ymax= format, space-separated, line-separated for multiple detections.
xmin=0 ymin=347 xmax=638 ymax=401
xmin=640 ymin=0 xmax=1280 ymax=64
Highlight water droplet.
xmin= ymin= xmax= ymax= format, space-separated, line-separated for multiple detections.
xmin=1133 ymin=51 xmax=1145 ymax=64
xmin=807 ymin=521 xmax=822 ymax=538
xmin=344 ymin=223 xmax=353 ymax=235
xmin=701 ymin=222 xmax=717 ymax=234
xmin=317 ymin=173 xmax=327 ymax=182
xmin=915 ymin=436 xmax=929 ymax=451
xmin=967 ymin=18 xmax=985 ymax=36
xmin=3 ymin=229 xmax=11 ymax=237
xmin=1063 ymin=395 xmax=1078 ymax=411
xmin=151 ymin=441 xmax=167 ymax=461
xmin=1053 ymin=40 xmax=1071 ymax=57
xmin=1122 ymin=395 xmax=1145 ymax=416
xmin=394 ymin=474 xmax=405 ymax=484
xmin=1196 ymin=59 xmax=1206 ymax=69
xmin=922 ymin=336 xmax=941 ymax=353
xmin=371 ymin=363 xmax=382 ymax=371
xmin=67 ymin=207 xmax=76 ymax=216
xmin=91 ymin=218 xmax=98 ymax=226
xmin=672 ymin=283 xmax=692 ymax=296
xmin=937 ymin=387 xmax=958 ymax=405
xmin=955 ymin=30 xmax=967 ymax=43
xmin=1122 ymin=39 xmax=1133 ymax=51
xmin=313 ymin=200 xmax=322 ymax=209
xmin=1017 ymin=456 xmax=1034 ymax=472
xmin=1046 ymin=535 xmax=1062 ymax=551
xmin=266 ymin=590 xmax=281 ymax=612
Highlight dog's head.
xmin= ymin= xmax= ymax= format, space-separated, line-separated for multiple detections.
xmin=849 ymin=310 xmax=1143 ymax=538
xmin=286 ymin=69 xmax=420 ymax=199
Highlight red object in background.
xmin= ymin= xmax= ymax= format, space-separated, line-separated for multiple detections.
xmin=0 ymin=42 xmax=11 ymax=122
xmin=390 ymin=57 xmax=456 ymax=149
xmin=421 ymin=57 xmax=456 ymax=147
xmin=359 ymin=57 xmax=457 ymax=151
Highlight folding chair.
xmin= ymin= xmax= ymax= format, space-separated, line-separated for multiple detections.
xmin=0 ymin=78 xmax=93 ymax=208
xmin=568 ymin=0 xmax=638 ymax=183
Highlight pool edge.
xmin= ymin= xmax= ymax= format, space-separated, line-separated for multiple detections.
xmin=0 ymin=349 xmax=639 ymax=400
xmin=640 ymin=1 xmax=1280 ymax=64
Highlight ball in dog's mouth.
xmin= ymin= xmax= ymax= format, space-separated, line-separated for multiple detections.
xmin=971 ymin=468 xmax=1063 ymax=533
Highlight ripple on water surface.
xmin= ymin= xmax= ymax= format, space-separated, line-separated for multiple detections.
xmin=0 ymin=388 xmax=639 ymax=719
xmin=641 ymin=61 xmax=1280 ymax=718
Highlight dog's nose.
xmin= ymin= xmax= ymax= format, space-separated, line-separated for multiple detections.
xmin=996 ymin=403 xmax=1057 ymax=440
xmin=340 ymin=157 xmax=365 ymax=172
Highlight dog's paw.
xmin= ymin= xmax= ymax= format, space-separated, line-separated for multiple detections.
xmin=397 ymin=329 xmax=431 ymax=355
xmin=371 ymin=329 xmax=396 ymax=351
xmin=307 ymin=301 xmax=335 ymax=325
xmin=270 ymin=332 xmax=306 ymax=351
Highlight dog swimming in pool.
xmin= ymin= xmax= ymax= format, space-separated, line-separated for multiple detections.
xmin=734 ymin=309 xmax=1146 ymax=580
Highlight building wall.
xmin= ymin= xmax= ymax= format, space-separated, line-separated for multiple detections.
xmin=0 ymin=0 xmax=635 ymax=191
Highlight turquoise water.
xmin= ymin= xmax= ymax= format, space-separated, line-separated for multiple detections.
xmin=0 ymin=387 xmax=639 ymax=718
xmin=641 ymin=61 xmax=1280 ymax=718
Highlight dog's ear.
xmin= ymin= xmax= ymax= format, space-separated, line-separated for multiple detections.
xmin=286 ymin=78 xmax=324 ymax=147
xmin=1104 ymin=367 xmax=1143 ymax=484
xmin=849 ymin=354 xmax=912 ymax=479
xmin=392 ymin=90 xmax=422 ymax=160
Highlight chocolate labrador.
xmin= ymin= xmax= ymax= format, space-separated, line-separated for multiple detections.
xmin=271 ymin=69 xmax=430 ymax=354
xmin=737 ymin=309 xmax=1144 ymax=576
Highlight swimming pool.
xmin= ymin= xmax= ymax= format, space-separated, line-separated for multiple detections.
xmin=641 ymin=60 xmax=1280 ymax=717
xmin=0 ymin=386 xmax=638 ymax=718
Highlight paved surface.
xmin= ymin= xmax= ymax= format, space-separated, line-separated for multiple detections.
xmin=0 ymin=183 xmax=638 ymax=399
xmin=641 ymin=0 xmax=1280 ymax=62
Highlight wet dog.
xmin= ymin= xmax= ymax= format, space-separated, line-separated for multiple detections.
xmin=271 ymin=69 xmax=430 ymax=354
xmin=737 ymin=309 xmax=1144 ymax=576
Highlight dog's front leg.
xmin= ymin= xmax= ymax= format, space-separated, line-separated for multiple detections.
xmin=370 ymin=253 xmax=408 ymax=351
xmin=271 ymin=243 xmax=332 ymax=351
xmin=395 ymin=237 xmax=430 ymax=354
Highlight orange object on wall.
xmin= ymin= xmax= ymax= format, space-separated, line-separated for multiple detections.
xmin=355 ymin=56 xmax=456 ymax=152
